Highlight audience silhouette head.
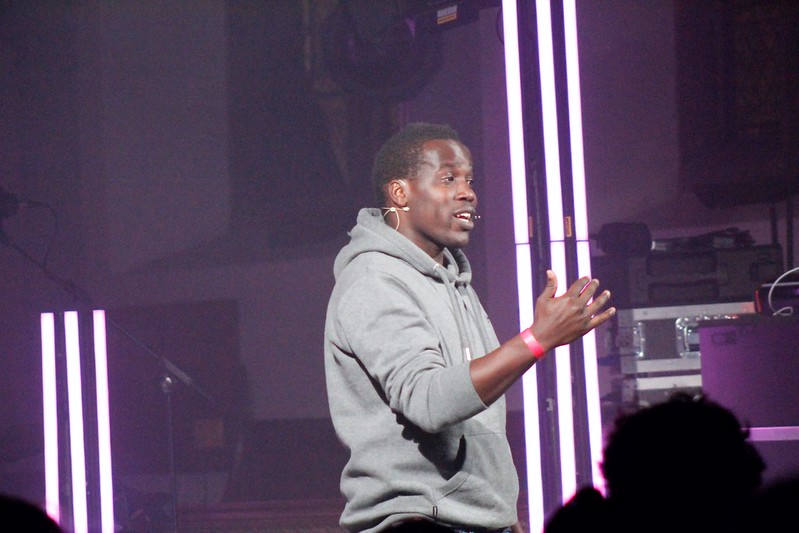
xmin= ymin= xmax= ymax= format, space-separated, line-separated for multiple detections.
xmin=0 ymin=493 xmax=64 ymax=532
xmin=545 ymin=392 xmax=766 ymax=533
xmin=601 ymin=393 xmax=765 ymax=532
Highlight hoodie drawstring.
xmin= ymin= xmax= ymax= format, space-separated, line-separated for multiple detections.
xmin=434 ymin=263 xmax=492 ymax=362
xmin=434 ymin=263 xmax=472 ymax=361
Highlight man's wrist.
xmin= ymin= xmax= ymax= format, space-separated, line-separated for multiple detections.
xmin=520 ymin=328 xmax=545 ymax=358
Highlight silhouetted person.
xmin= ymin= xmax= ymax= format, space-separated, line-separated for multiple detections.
xmin=543 ymin=484 xmax=608 ymax=533
xmin=0 ymin=493 xmax=64 ymax=532
xmin=545 ymin=393 xmax=765 ymax=533
xmin=605 ymin=393 xmax=764 ymax=533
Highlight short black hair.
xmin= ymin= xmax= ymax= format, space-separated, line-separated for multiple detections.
xmin=371 ymin=122 xmax=460 ymax=205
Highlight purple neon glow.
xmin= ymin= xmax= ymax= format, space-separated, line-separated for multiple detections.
xmin=517 ymin=245 xmax=544 ymax=529
xmin=502 ymin=2 xmax=534 ymax=247
xmin=748 ymin=426 xmax=799 ymax=441
xmin=535 ymin=0 xmax=565 ymax=243
xmin=40 ymin=313 xmax=60 ymax=524
xmin=505 ymin=0 xmax=603 ymax=522
xmin=564 ymin=0 xmax=604 ymax=493
xmin=64 ymin=311 xmax=89 ymax=533
xmin=533 ymin=0 xmax=580 ymax=501
xmin=563 ymin=0 xmax=589 ymax=241
xmin=550 ymin=242 xmax=578 ymax=499
xmin=93 ymin=310 xmax=116 ymax=532
xmin=501 ymin=0 xmax=545 ymax=530
xmin=577 ymin=241 xmax=605 ymax=493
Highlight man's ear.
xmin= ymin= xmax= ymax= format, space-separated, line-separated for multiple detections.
xmin=388 ymin=179 xmax=409 ymax=208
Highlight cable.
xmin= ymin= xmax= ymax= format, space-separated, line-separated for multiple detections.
xmin=767 ymin=265 xmax=799 ymax=316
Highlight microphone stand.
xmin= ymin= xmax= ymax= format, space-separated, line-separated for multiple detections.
xmin=0 ymin=227 xmax=215 ymax=532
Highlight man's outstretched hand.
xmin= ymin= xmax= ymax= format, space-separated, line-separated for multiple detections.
xmin=469 ymin=270 xmax=615 ymax=405
xmin=529 ymin=270 xmax=615 ymax=352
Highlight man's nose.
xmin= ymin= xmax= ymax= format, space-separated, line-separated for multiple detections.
xmin=456 ymin=181 xmax=476 ymax=202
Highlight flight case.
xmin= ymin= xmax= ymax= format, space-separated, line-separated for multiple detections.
xmin=602 ymin=301 xmax=755 ymax=407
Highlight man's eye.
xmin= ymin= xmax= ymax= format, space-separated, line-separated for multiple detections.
xmin=441 ymin=175 xmax=455 ymax=182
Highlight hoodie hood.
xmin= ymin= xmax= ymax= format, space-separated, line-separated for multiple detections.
xmin=334 ymin=207 xmax=489 ymax=361
xmin=334 ymin=208 xmax=473 ymax=285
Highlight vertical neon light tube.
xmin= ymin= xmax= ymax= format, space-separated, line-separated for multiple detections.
xmin=41 ymin=313 xmax=60 ymax=524
xmin=93 ymin=310 xmax=115 ymax=532
xmin=577 ymin=243 xmax=604 ymax=491
xmin=501 ymin=1 xmax=544 ymax=530
xmin=535 ymin=0 xmax=577 ymax=501
xmin=503 ymin=4 xmax=535 ymax=246
xmin=563 ymin=0 xmax=604 ymax=492
xmin=563 ymin=0 xmax=588 ymax=243
xmin=550 ymin=242 xmax=577 ymax=500
xmin=64 ymin=311 xmax=89 ymax=533
xmin=535 ymin=0 xmax=564 ymax=242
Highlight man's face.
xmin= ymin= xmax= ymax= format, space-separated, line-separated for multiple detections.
xmin=399 ymin=138 xmax=477 ymax=261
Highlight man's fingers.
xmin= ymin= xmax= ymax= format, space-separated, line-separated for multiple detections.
xmin=588 ymin=306 xmax=616 ymax=330
xmin=587 ymin=289 xmax=611 ymax=313
xmin=572 ymin=276 xmax=597 ymax=301
xmin=541 ymin=269 xmax=558 ymax=299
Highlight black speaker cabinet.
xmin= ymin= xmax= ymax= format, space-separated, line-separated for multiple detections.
xmin=593 ymin=244 xmax=783 ymax=308
xmin=675 ymin=0 xmax=799 ymax=208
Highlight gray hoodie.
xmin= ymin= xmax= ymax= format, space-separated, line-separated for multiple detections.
xmin=324 ymin=208 xmax=519 ymax=532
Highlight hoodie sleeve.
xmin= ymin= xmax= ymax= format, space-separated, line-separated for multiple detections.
xmin=332 ymin=268 xmax=487 ymax=433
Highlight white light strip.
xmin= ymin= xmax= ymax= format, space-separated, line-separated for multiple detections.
xmin=64 ymin=311 xmax=89 ymax=533
xmin=536 ymin=0 xmax=579 ymax=504
xmin=577 ymin=242 xmax=604 ymax=493
xmin=516 ymin=246 xmax=542 ymax=528
xmin=748 ymin=426 xmax=799 ymax=441
xmin=540 ymin=0 xmax=603 ymax=502
xmin=501 ymin=1 xmax=545 ymax=530
xmin=502 ymin=0 xmax=533 ymax=246
xmin=93 ymin=310 xmax=115 ymax=532
xmin=550 ymin=242 xmax=577 ymax=500
xmin=563 ymin=0 xmax=589 ymax=241
xmin=40 ymin=313 xmax=60 ymax=524
xmin=521 ymin=370 xmax=542 ymax=529
xmin=563 ymin=0 xmax=604 ymax=493
xmin=536 ymin=0 xmax=564 ymax=243
xmin=554 ymin=342 xmax=575 ymax=499
xmin=514 ymin=245 xmax=536 ymax=330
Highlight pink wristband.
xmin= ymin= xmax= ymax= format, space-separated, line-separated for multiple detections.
xmin=520 ymin=328 xmax=545 ymax=358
